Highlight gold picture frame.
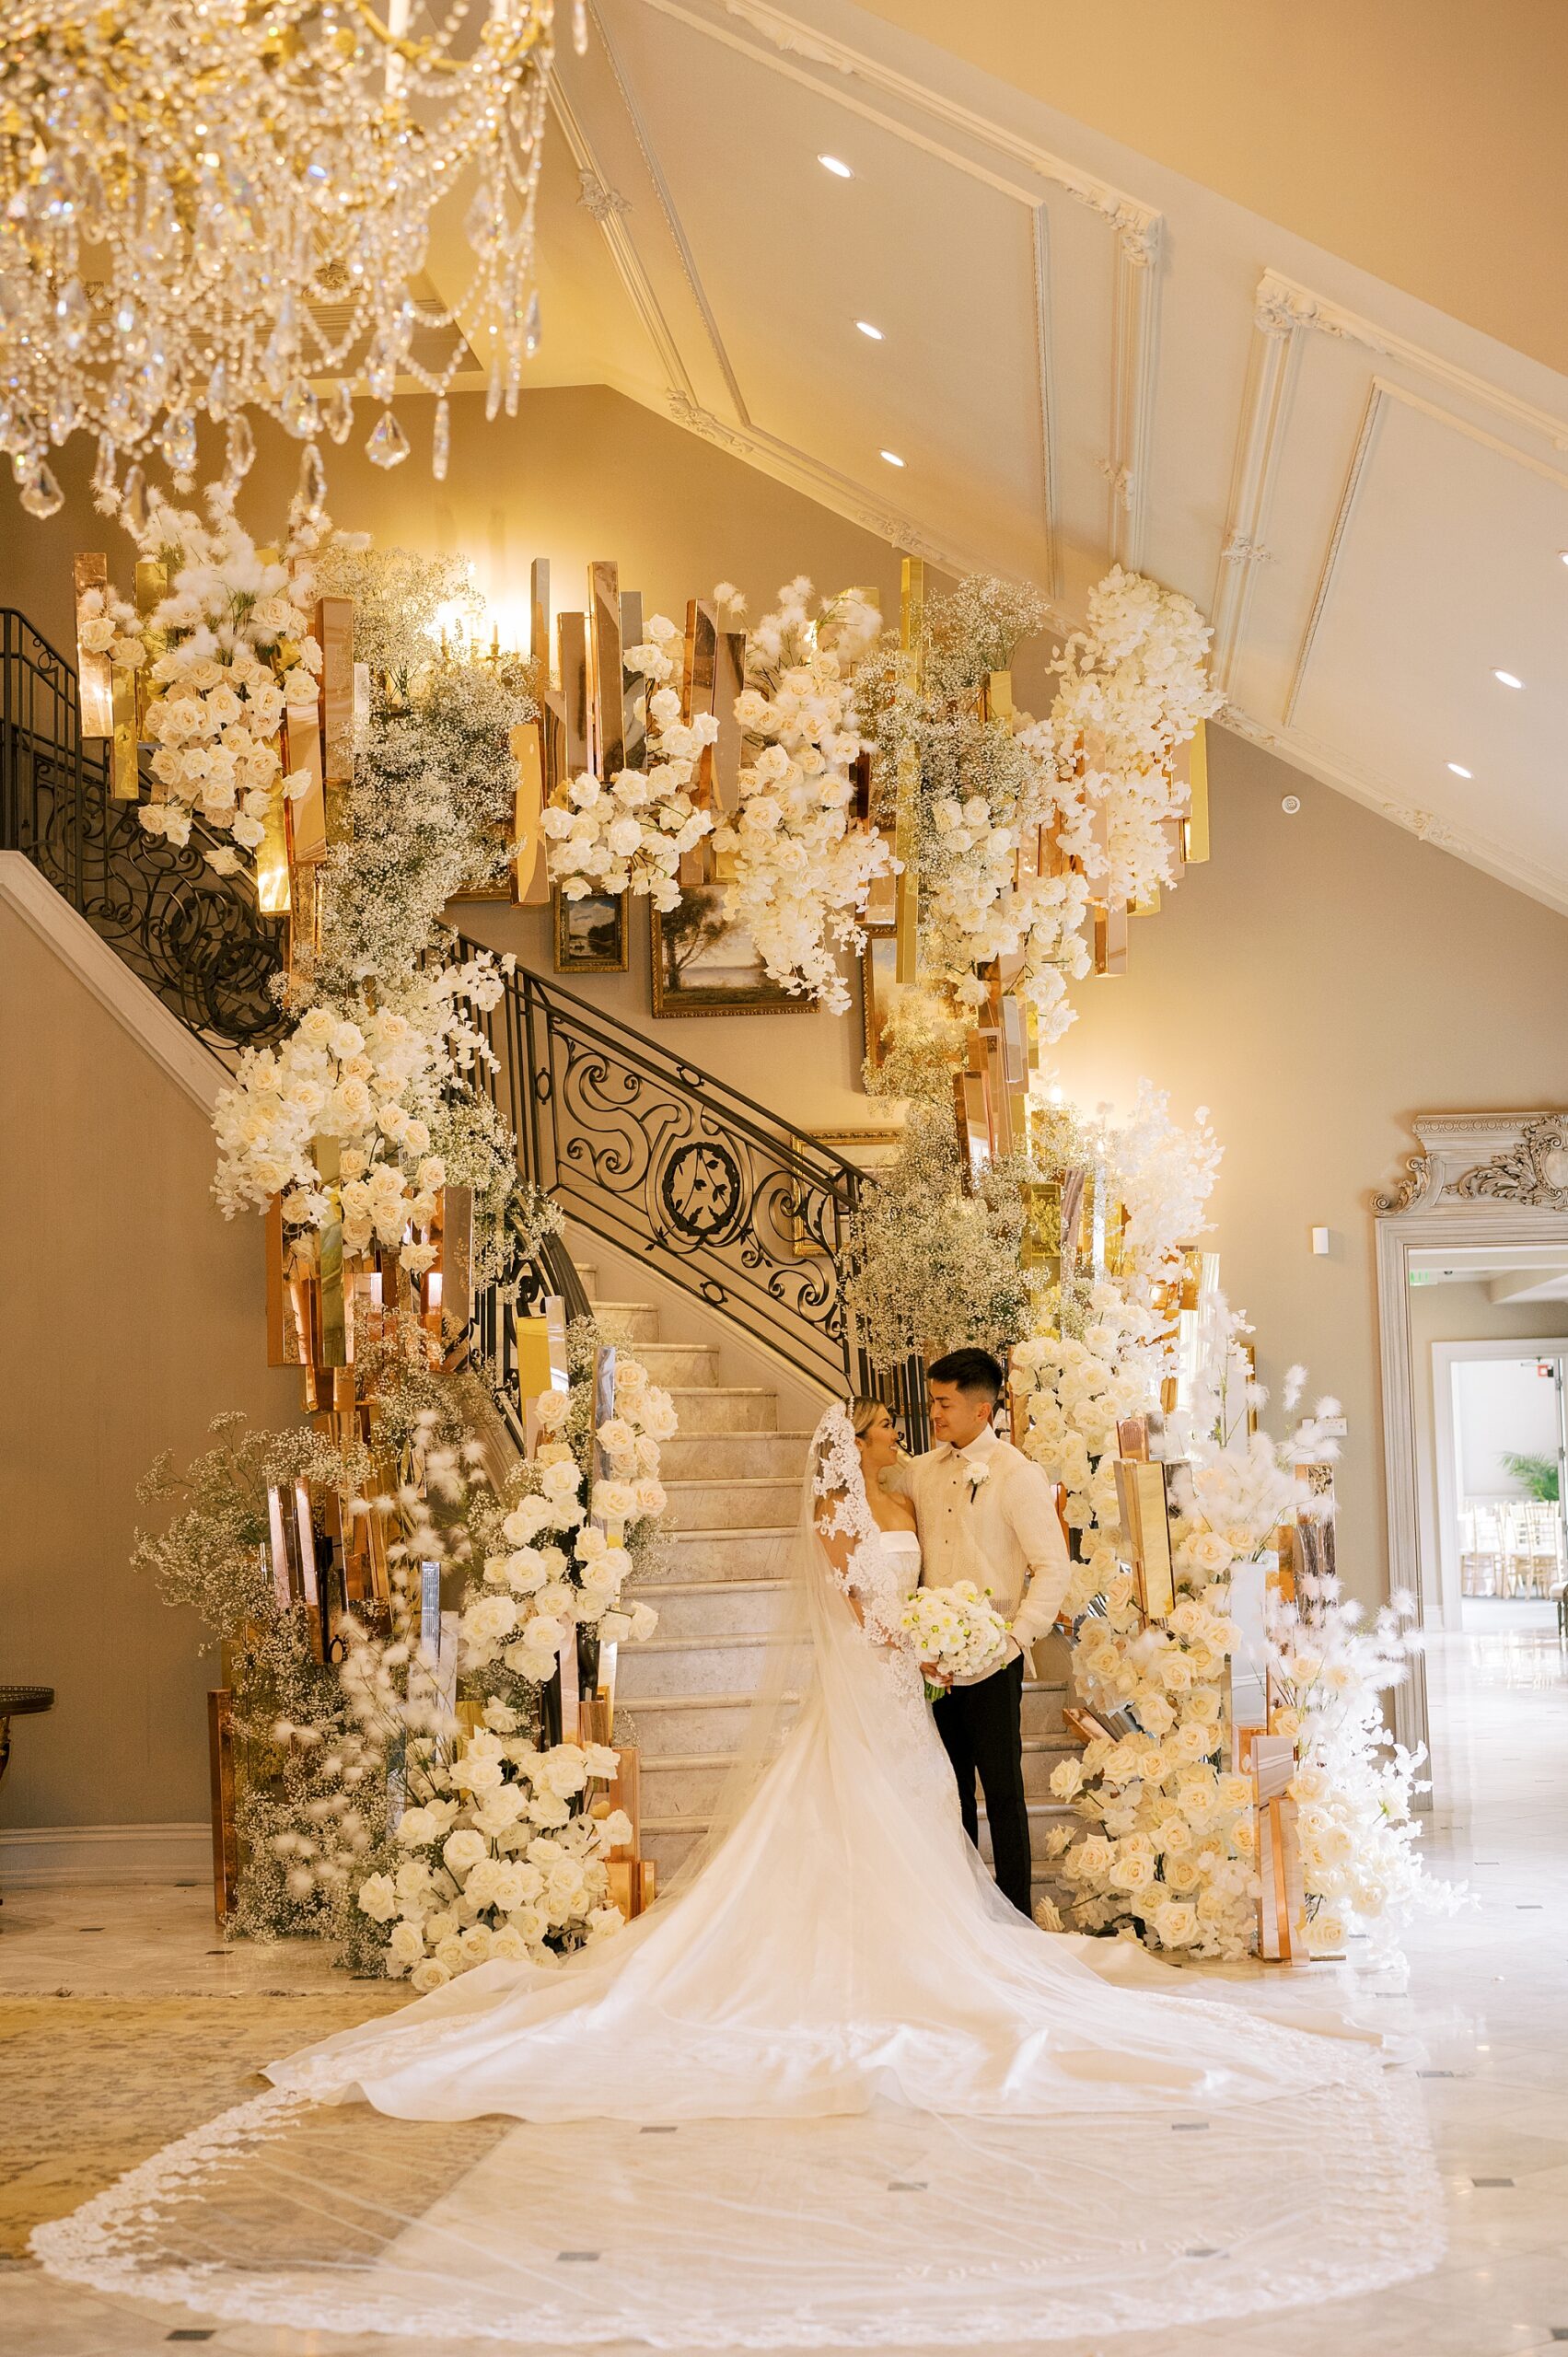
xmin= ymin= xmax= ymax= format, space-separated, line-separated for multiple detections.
xmin=650 ymin=882 xmax=813 ymax=1017
xmin=554 ymin=886 xmax=629 ymax=976
xmin=792 ymin=1127 xmax=904 ymax=1257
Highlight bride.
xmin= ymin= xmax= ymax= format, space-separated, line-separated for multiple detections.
xmin=36 ymin=1400 xmax=1443 ymax=2347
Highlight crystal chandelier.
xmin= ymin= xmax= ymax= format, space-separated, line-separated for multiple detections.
xmin=0 ymin=0 xmax=574 ymax=520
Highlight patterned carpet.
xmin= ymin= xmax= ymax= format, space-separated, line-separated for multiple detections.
xmin=0 ymin=1987 xmax=407 ymax=2258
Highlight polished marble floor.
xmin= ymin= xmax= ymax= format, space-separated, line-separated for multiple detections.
xmin=3 ymin=1622 xmax=1566 ymax=2356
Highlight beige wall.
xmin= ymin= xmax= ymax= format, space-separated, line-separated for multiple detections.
xmin=0 ymin=906 xmax=296 ymax=1832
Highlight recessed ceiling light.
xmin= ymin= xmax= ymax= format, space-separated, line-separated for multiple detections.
xmin=1447 ymin=762 xmax=1473 ymax=778
xmin=879 ymin=449 xmax=905 ymax=468
xmin=855 ymin=319 xmax=884 ymax=341
xmin=1559 ymin=551 xmax=1568 ymax=565
xmin=1493 ymin=668 xmax=1524 ymax=689
xmin=819 ymin=154 xmax=854 ymax=179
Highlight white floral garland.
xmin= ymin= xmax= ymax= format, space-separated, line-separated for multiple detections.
xmin=212 ymin=950 xmax=510 ymax=1271
xmin=714 ymin=579 xmax=891 ymax=1014
xmin=1019 ymin=1087 xmax=1456 ymax=1960
xmin=84 ymin=484 xmax=333 ymax=877
xmin=358 ymin=1350 xmax=676 ymax=1988
xmin=1022 ymin=565 xmax=1223 ymax=910
xmin=542 ymin=610 xmax=714 ymax=911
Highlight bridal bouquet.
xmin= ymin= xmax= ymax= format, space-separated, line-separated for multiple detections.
xmin=901 ymin=1581 xmax=1011 ymax=1701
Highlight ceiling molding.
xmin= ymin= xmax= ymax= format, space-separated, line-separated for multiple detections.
xmin=648 ymin=0 xmax=1164 ymax=254
xmin=1254 ymin=269 xmax=1568 ymax=453
xmin=1108 ymin=223 xmax=1163 ymax=573
xmin=1282 ymin=381 xmax=1387 ymax=729
xmin=1210 ymin=291 xmax=1303 ymax=692
xmin=1028 ymin=205 xmax=1062 ymax=599
xmin=549 ymin=77 xmax=697 ymax=397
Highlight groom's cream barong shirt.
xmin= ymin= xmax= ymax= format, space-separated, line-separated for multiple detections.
xmin=885 ymin=1428 xmax=1070 ymax=1683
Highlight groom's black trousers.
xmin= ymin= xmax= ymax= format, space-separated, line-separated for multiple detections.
xmin=932 ymin=1653 xmax=1032 ymax=1917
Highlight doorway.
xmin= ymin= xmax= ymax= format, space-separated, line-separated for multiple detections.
xmin=1433 ymin=1340 xmax=1567 ymax=1634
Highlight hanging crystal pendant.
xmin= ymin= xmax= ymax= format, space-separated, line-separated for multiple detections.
xmin=121 ymin=464 xmax=148 ymax=533
xmin=279 ymin=381 xmax=320 ymax=439
xmin=54 ymin=279 xmax=90 ymax=355
xmin=366 ymin=410 xmax=411 ymax=470
xmin=297 ymin=439 xmax=329 ymax=518
xmin=226 ymin=413 xmax=255 ymax=481
xmin=91 ymin=435 xmax=117 ymax=502
xmin=525 ymin=289 xmax=542 ymax=358
xmin=574 ymin=0 xmax=588 ymax=54
xmin=485 ymin=354 xmax=505 ymax=423
xmin=47 ymin=394 xmax=78 ymax=447
xmin=206 ymin=361 xmax=230 ymax=420
xmin=432 ymin=397 xmax=450 ymax=483
xmin=160 ymin=412 xmax=197 ymax=477
xmin=324 ymin=381 xmax=355 ymax=445
xmin=17 ymin=456 xmax=64 ymax=520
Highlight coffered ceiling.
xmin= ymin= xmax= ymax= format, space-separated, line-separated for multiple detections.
xmin=442 ymin=0 xmax=1568 ymax=918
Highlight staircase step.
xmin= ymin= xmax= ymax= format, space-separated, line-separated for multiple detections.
xmin=616 ymin=1631 xmax=792 ymax=1698
xmin=663 ymin=1477 xmax=800 ymax=1531
xmin=661 ymin=1527 xmax=795 ymax=1582
xmin=591 ymin=1300 xmax=661 ymax=1345
xmin=635 ymin=1578 xmax=792 ymax=1641
xmin=664 ymin=1386 xmax=778 ymax=1434
xmin=637 ymin=1342 xmax=720 ymax=1387
xmin=615 ymin=1692 xmax=799 ymax=1755
xmin=658 ymin=1430 xmax=813 ymax=1480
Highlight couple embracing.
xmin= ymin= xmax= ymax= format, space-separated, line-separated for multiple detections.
xmin=857 ymin=1345 xmax=1071 ymax=1917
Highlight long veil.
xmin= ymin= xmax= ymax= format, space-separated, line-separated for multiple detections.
xmin=32 ymin=1405 xmax=1446 ymax=2346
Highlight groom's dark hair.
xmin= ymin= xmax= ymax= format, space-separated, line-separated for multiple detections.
xmin=927 ymin=1347 xmax=1005 ymax=1401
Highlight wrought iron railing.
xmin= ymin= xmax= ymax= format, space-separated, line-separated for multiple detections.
xmin=1 ymin=604 xmax=923 ymax=1435
xmin=452 ymin=945 xmax=925 ymax=1425
xmin=0 ymin=609 xmax=286 ymax=1054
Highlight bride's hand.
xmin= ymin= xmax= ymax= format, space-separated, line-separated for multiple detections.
xmin=921 ymin=1660 xmax=953 ymax=1689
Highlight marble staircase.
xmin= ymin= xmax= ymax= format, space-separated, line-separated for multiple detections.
xmin=581 ymin=1260 xmax=1075 ymax=1898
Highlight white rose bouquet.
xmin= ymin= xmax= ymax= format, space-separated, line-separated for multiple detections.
xmin=901 ymin=1580 xmax=1011 ymax=1701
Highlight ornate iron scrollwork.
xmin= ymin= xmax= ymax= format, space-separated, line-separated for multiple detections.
xmin=1 ymin=609 xmax=285 ymax=1054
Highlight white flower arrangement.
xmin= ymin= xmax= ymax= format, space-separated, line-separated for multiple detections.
xmin=1018 ymin=1087 xmax=1456 ymax=1960
xmin=1021 ymin=565 xmax=1223 ymax=911
xmin=350 ymin=1338 xmax=678 ymax=1985
xmin=713 ymin=578 xmax=890 ymax=1013
xmin=363 ymin=1712 xmax=630 ymax=1991
xmin=542 ymin=610 xmax=714 ymax=910
xmin=212 ymin=950 xmax=511 ymax=1273
xmin=86 ymin=482 xmax=332 ymax=878
xmin=901 ymin=1580 xmax=1010 ymax=1700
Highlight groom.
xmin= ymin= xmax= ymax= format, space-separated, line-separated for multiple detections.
xmin=884 ymin=1348 xmax=1071 ymax=1917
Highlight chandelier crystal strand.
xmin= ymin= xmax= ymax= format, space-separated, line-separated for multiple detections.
xmin=0 ymin=1 xmax=560 ymax=517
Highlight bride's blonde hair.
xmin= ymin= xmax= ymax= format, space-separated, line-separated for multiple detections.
xmin=848 ymin=1396 xmax=889 ymax=1442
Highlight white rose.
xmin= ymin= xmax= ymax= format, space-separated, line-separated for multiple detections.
xmin=442 ymin=1829 xmax=487 ymax=1878
xmin=389 ymin=1920 xmax=425 ymax=1967
xmin=357 ymin=1873 xmax=398 ymax=1923
xmin=409 ymin=1960 xmax=452 ymax=1994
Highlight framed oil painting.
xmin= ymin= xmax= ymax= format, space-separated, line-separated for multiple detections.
xmin=650 ymin=882 xmax=812 ymax=1017
xmin=553 ymin=886 xmax=628 ymax=976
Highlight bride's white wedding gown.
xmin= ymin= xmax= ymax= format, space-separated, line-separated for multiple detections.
xmin=34 ymin=1419 xmax=1444 ymax=2346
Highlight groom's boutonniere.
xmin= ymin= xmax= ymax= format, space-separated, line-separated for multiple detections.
xmin=965 ymin=1460 xmax=992 ymax=1498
